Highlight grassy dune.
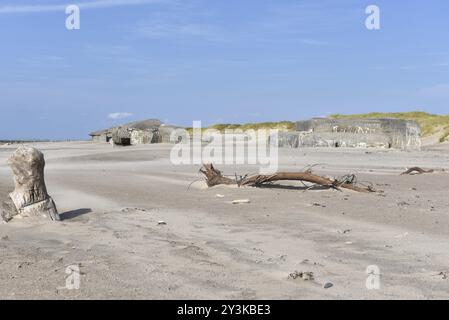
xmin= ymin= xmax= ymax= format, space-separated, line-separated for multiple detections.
xmin=189 ymin=112 xmax=449 ymax=143
xmin=208 ymin=121 xmax=296 ymax=132
xmin=186 ymin=121 xmax=296 ymax=134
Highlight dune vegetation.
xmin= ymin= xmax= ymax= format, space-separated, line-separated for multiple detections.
xmin=186 ymin=121 xmax=296 ymax=134
xmin=188 ymin=112 xmax=449 ymax=143
xmin=208 ymin=121 xmax=296 ymax=132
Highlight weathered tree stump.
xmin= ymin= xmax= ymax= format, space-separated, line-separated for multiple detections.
xmin=7 ymin=146 xmax=60 ymax=221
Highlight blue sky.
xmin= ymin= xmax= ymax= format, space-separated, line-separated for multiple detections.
xmin=0 ymin=0 xmax=448 ymax=140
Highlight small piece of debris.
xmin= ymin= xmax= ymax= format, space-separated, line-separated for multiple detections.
xmin=397 ymin=201 xmax=410 ymax=207
xmin=376 ymin=183 xmax=391 ymax=187
xmin=121 ymin=207 xmax=148 ymax=213
xmin=300 ymin=259 xmax=324 ymax=267
xmin=216 ymin=194 xmax=225 ymax=198
xmin=1 ymin=235 xmax=9 ymax=241
xmin=394 ymin=232 xmax=409 ymax=239
xmin=232 ymin=199 xmax=251 ymax=204
xmin=312 ymin=203 xmax=326 ymax=208
xmin=345 ymin=241 xmax=353 ymax=245
xmin=437 ymin=271 xmax=449 ymax=280
xmin=17 ymin=261 xmax=32 ymax=269
xmin=323 ymin=282 xmax=334 ymax=289
xmin=288 ymin=271 xmax=314 ymax=281
xmin=337 ymin=229 xmax=352 ymax=234
xmin=157 ymin=221 xmax=167 ymax=225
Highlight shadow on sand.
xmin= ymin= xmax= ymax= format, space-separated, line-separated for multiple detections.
xmin=59 ymin=208 xmax=92 ymax=221
xmin=255 ymin=184 xmax=336 ymax=191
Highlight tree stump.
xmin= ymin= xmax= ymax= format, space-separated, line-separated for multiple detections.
xmin=7 ymin=146 xmax=60 ymax=221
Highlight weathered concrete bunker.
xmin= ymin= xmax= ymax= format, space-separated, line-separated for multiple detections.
xmin=89 ymin=119 xmax=185 ymax=145
xmin=278 ymin=118 xmax=421 ymax=150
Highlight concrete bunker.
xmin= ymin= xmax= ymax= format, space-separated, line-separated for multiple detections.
xmin=277 ymin=118 xmax=421 ymax=150
xmin=89 ymin=119 xmax=185 ymax=145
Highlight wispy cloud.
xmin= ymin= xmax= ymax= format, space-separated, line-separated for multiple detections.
xmin=134 ymin=1 xmax=336 ymax=45
xmin=133 ymin=4 xmax=227 ymax=42
xmin=136 ymin=21 xmax=223 ymax=41
xmin=83 ymin=44 xmax=132 ymax=57
xmin=299 ymin=39 xmax=328 ymax=46
xmin=108 ymin=112 xmax=133 ymax=119
xmin=421 ymin=83 xmax=449 ymax=98
xmin=255 ymin=1 xmax=358 ymax=36
xmin=436 ymin=61 xmax=449 ymax=67
xmin=0 ymin=0 xmax=164 ymax=14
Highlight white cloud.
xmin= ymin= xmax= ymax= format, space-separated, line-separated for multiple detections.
xmin=0 ymin=0 xmax=164 ymax=14
xmin=108 ymin=112 xmax=133 ymax=120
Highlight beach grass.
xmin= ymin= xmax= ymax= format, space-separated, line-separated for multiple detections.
xmin=186 ymin=121 xmax=296 ymax=134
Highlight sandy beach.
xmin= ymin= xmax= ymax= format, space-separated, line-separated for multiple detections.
xmin=1 ymin=141 xmax=449 ymax=299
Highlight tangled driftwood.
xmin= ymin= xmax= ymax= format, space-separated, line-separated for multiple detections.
xmin=200 ymin=164 xmax=375 ymax=193
xmin=400 ymin=167 xmax=434 ymax=175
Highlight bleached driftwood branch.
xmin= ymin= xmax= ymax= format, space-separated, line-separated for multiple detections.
xmin=200 ymin=164 xmax=375 ymax=193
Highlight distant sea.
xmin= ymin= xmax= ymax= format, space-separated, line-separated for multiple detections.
xmin=0 ymin=140 xmax=80 ymax=144
xmin=1 ymin=140 xmax=51 ymax=143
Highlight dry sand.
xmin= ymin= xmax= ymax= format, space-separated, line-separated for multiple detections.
xmin=1 ymin=141 xmax=449 ymax=299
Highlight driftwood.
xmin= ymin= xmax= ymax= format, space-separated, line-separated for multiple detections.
xmin=400 ymin=167 xmax=434 ymax=175
xmin=200 ymin=164 xmax=375 ymax=193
